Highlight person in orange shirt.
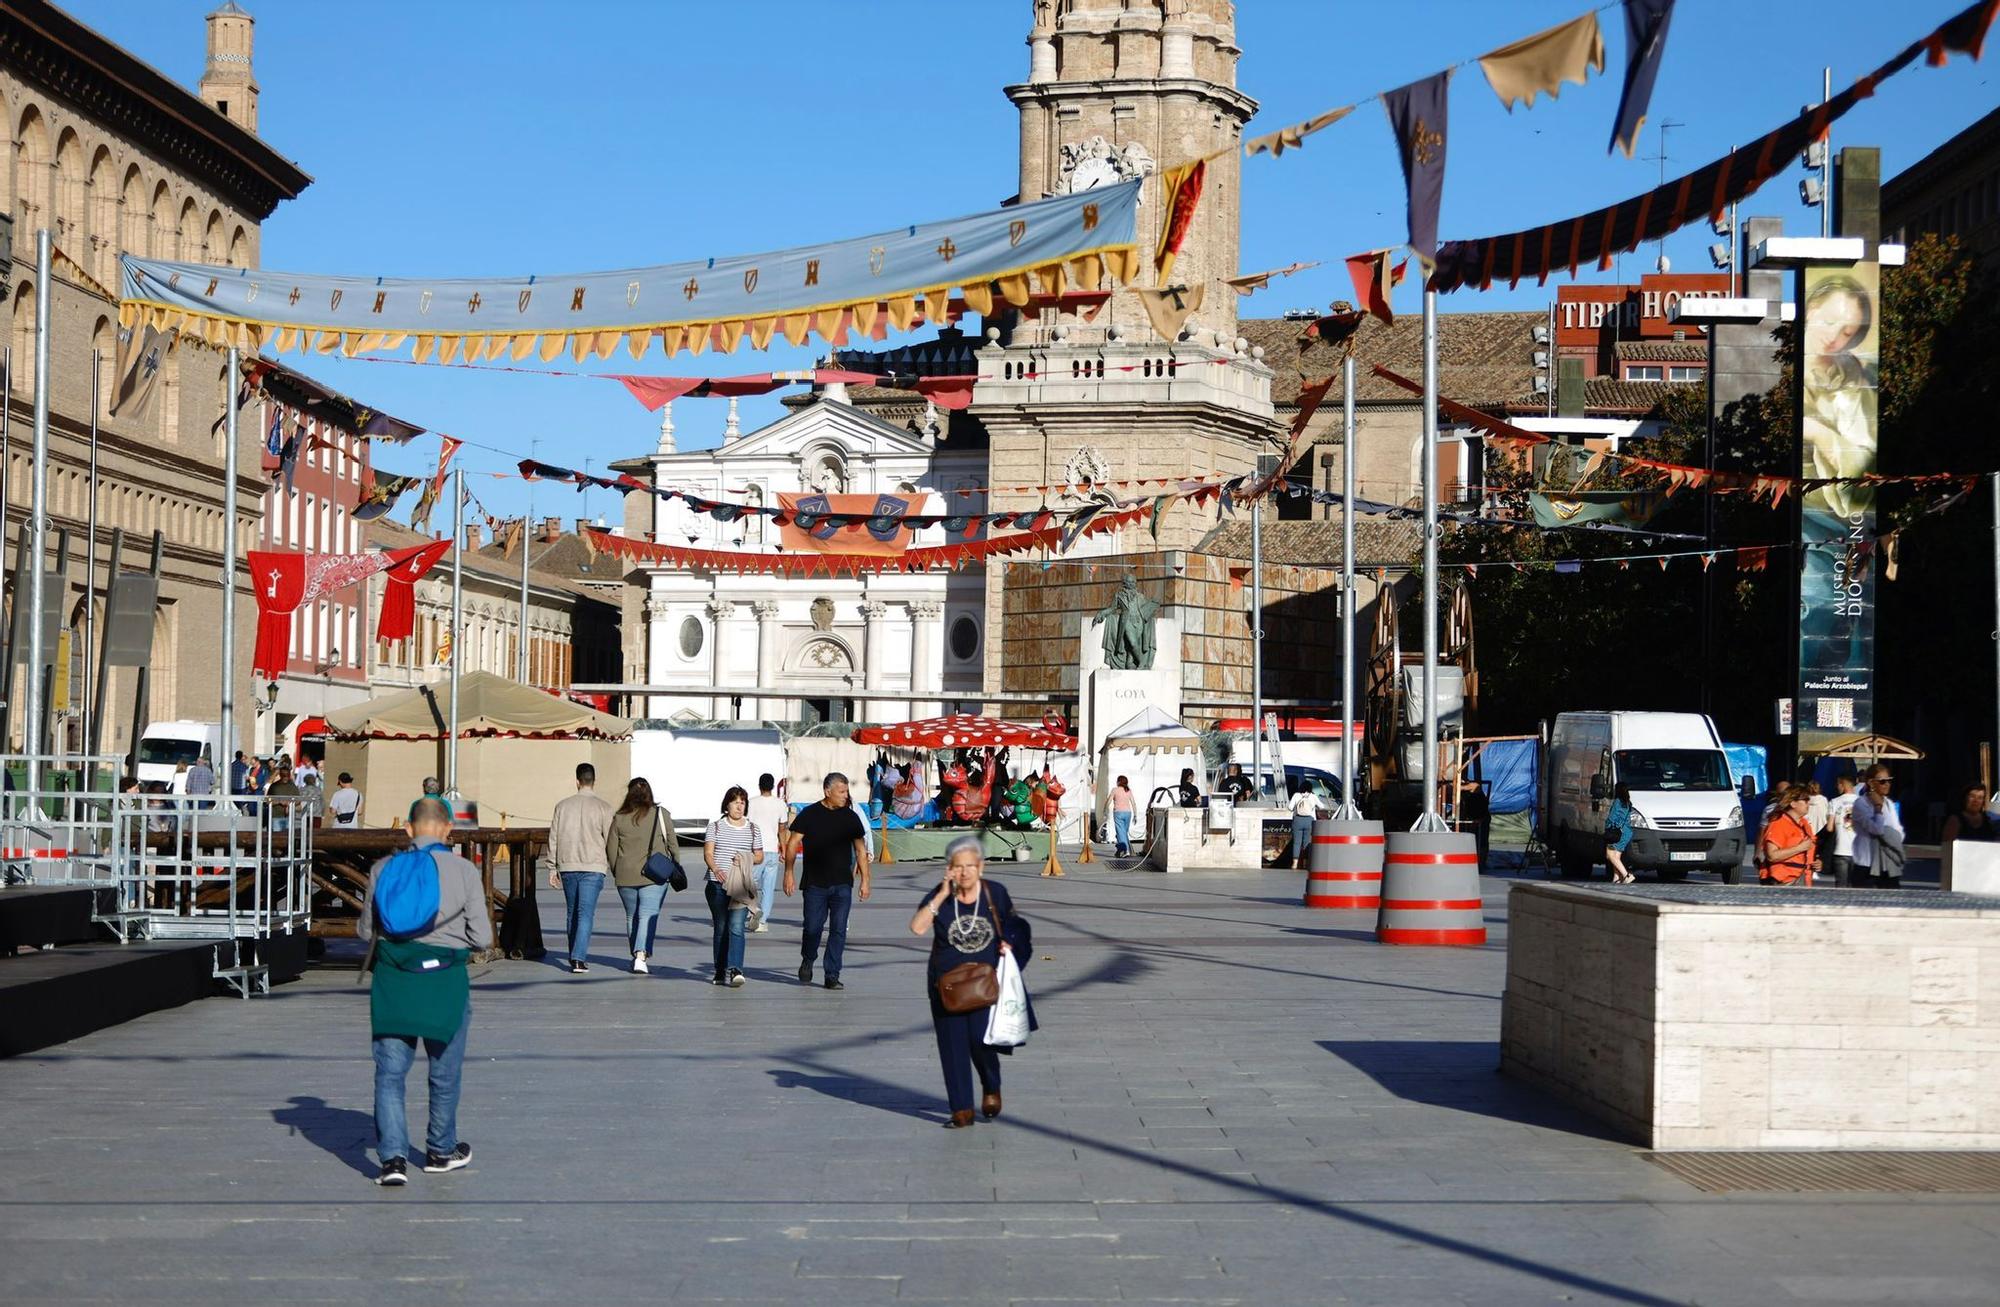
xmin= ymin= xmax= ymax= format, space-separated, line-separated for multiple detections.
xmin=1759 ymin=786 xmax=1819 ymax=886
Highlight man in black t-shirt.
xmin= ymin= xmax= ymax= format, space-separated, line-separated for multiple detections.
xmin=782 ymin=771 xmax=871 ymax=990
xmin=1219 ymin=762 xmax=1255 ymax=803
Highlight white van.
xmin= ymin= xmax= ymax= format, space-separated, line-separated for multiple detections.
xmin=630 ymin=725 xmax=787 ymax=840
xmin=1545 ymin=711 xmax=1745 ymax=882
xmin=134 ymin=721 xmax=222 ymax=788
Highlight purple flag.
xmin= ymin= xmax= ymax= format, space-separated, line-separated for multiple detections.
xmin=1383 ymin=71 xmax=1452 ymax=267
xmin=1610 ymin=0 xmax=1675 ymax=157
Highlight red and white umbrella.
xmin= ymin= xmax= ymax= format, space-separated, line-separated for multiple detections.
xmin=851 ymin=714 xmax=1077 ymax=752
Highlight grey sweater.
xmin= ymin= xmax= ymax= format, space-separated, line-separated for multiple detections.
xmin=357 ymin=842 xmax=494 ymax=952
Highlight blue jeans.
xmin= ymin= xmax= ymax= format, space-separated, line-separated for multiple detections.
xmin=1112 ymin=810 xmax=1132 ymax=854
xmin=705 ymin=880 xmax=746 ymax=978
xmin=373 ymin=998 xmax=471 ymax=1164
xmin=757 ymin=850 xmax=780 ymax=923
xmin=617 ymin=881 xmax=668 ymax=957
xmin=1291 ymin=815 xmax=1315 ymax=864
xmin=560 ymin=871 xmax=605 ymax=963
xmin=800 ymin=882 xmax=852 ymax=980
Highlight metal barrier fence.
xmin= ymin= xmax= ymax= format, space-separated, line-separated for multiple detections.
xmin=106 ymin=793 xmax=314 ymax=996
xmin=0 ymin=753 xmax=124 ymax=886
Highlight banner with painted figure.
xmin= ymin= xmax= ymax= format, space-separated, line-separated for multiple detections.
xmin=778 ymin=493 xmax=921 ymax=558
xmin=118 ymin=182 xmax=1142 ymax=363
xmin=1797 ymin=263 xmax=1879 ymax=752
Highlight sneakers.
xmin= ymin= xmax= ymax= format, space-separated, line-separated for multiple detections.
xmin=824 ymin=976 xmax=844 ymax=991
xmin=727 ymin=969 xmax=746 ymax=988
xmin=375 ymin=1158 xmax=408 ymax=1187
xmin=632 ymin=953 xmax=649 ymax=974
xmin=797 ymin=961 xmax=813 ymax=984
xmin=751 ymin=920 xmax=769 ymax=933
xmin=569 ymin=959 xmax=588 ymax=974
xmin=423 ymin=1142 xmax=473 ymax=1174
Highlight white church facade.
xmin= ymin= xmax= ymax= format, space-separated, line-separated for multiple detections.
xmin=628 ymin=389 xmax=990 ymax=725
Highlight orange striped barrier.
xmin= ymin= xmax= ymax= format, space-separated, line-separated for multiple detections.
xmin=1304 ymin=819 xmax=1384 ymax=909
xmin=1375 ymin=831 xmax=1486 ymax=946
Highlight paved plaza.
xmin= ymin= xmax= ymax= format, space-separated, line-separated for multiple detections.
xmin=3 ymin=859 xmax=1997 ymax=1305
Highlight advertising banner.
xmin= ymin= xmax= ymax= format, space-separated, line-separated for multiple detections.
xmin=1797 ymin=263 xmax=1879 ymax=753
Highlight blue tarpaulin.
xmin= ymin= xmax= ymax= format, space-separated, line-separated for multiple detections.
xmin=1724 ymin=744 xmax=1767 ymax=796
xmin=1472 ymin=739 xmax=1539 ymax=816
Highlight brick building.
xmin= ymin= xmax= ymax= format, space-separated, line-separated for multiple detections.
xmin=0 ymin=0 xmax=309 ymax=758
xmin=1883 ymin=103 xmax=2000 ymax=268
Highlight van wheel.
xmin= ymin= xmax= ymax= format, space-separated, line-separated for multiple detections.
xmin=1718 ymin=862 xmax=1742 ymax=885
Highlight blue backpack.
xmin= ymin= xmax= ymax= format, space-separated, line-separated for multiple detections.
xmin=374 ymin=846 xmax=443 ymax=941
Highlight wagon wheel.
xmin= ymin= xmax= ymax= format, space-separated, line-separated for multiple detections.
xmin=1446 ymin=580 xmax=1478 ymax=713
xmin=1364 ymin=585 xmax=1402 ymax=762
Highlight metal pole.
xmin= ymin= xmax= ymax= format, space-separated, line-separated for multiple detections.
xmin=518 ymin=443 xmax=533 ymax=683
xmin=25 ymin=231 xmax=52 ymax=795
xmin=220 ymin=347 xmax=240 ymax=774
xmin=1820 ymin=68 xmax=1832 ymax=239
xmin=83 ymin=349 xmax=99 ymax=771
xmin=447 ymin=467 xmax=464 ymax=794
xmin=1251 ymin=484 xmax=1263 ymax=798
xmin=1337 ymin=353 xmax=1359 ymax=818
xmin=1416 ymin=286 xmax=1443 ymax=829
xmin=1 ymin=346 xmax=10 ymax=581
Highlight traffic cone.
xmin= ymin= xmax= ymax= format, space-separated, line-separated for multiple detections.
xmin=877 ymin=806 xmax=895 ymax=864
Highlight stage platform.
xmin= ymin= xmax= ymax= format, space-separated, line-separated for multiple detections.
xmin=0 ymin=885 xmax=111 ymax=952
xmin=0 ymin=940 xmax=216 ymax=1056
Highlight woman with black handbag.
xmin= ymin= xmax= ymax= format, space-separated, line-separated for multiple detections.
xmin=605 ymin=779 xmax=681 ymax=974
xmin=909 ymin=835 xmax=1034 ymax=1129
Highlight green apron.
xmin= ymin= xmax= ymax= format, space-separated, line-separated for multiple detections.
xmin=369 ymin=939 xmax=470 ymax=1043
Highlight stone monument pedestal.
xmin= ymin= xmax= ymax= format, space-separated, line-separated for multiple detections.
xmin=1079 ymin=614 xmax=1182 ymax=758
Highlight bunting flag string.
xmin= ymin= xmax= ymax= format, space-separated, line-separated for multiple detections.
xmin=1223 ymin=261 xmax=1321 ymax=295
xmin=1370 ymin=365 xmax=1991 ymax=502
xmin=119 ymin=182 xmax=1143 ymax=364
xmin=579 ymin=503 xmax=1152 ymax=578
xmin=1427 ymin=0 xmax=1996 ymax=291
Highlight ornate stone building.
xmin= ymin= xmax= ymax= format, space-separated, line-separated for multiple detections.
xmin=0 ymin=0 xmax=309 ymax=757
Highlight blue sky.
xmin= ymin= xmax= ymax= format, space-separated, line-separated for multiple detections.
xmin=63 ymin=0 xmax=1998 ymax=524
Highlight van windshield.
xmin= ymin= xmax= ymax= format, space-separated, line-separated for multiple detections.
xmin=137 ymin=737 xmax=205 ymax=767
xmin=1614 ymin=749 xmax=1731 ymax=792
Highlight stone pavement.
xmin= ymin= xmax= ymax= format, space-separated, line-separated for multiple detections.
xmin=2 ymin=858 xmax=1997 ymax=1305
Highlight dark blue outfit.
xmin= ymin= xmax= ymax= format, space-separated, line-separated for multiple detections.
xmin=924 ymin=879 xmax=1035 ymax=1115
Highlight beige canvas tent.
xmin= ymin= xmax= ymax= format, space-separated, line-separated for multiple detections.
xmin=323 ymin=671 xmax=631 ymax=827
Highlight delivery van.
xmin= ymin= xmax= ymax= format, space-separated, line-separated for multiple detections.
xmin=134 ymin=721 xmax=222 ymax=788
xmin=1545 ymin=711 xmax=1745 ymax=882
xmin=630 ymin=725 xmax=787 ymax=840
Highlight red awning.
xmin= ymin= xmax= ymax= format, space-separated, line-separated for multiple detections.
xmin=852 ymin=714 xmax=1077 ymax=752
xmin=1214 ymin=716 xmax=1361 ymax=739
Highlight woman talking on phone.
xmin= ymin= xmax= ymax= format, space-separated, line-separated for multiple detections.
xmin=909 ymin=836 xmax=1033 ymax=1128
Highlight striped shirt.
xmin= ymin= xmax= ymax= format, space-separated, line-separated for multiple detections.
xmin=705 ymin=816 xmax=762 ymax=884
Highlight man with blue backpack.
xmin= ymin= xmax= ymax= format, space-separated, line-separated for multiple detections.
xmin=359 ymin=797 xmax=492 ymax=1187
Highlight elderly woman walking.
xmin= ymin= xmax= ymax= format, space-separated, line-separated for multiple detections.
xmin=910 ymin=835 xmax=1034 ymax=1129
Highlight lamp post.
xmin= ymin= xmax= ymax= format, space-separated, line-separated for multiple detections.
xmin=447 ymin=468 xmax=464 ymax=795
xmin=24 ymin=230 xmax=52 ymax=791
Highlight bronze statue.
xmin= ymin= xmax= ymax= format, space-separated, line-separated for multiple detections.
xmin=1094 ymin=576 xmax=1159 ymax=670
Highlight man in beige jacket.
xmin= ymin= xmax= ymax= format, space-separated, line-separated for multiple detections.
xmin=548 ymin=763 xmax=614 ymax=974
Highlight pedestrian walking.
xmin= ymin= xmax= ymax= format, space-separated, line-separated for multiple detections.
xmin=909 ymin=835 xmax=1033 ymax=1128
xmin=264 ymin=759 xmax=301 ymax=834
xmin=1759 ymin=786 xmax=1818 ymax=886
xmin=326 ymin=772 xmax=363 ymax=828
xmin=1603 ymin=783 xmax=1636 ymax=883
xmin=783 ymin=772 xmax=871 ymax=989
xmin=186 ymin=753 xmax=216 ymax=809
xmin=1287 ymin=779 xmax=1323 ymax=870
xmin=747 ymin=773 xmax=788 ymax=933
xmin=360 ymin=796 xmax=489 ymax=1186
xmin=296 ymin=757 xmax=321 ymax=789
xmin=1108 ymin=775 xmax=1136 ymax=856
xmin=605 ymin=777 xmax=675 ymax=974
xmin=548 ymin=763 xmax=613 ymax=974
xmin=1824 ymin=773 xmax=1861 ymax=886
xmin=1852 ymin=764 xmax=1906 ymax=887
xmin=407 ymin=776 xmax=445 ymax=827
xmin=703 ymin=786 xmax=763 ymax=987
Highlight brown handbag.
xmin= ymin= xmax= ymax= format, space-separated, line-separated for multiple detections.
xmin=934 ymin=889 xmax=1006 ymax=1014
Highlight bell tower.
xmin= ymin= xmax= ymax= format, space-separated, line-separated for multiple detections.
xmin=1008 ymin=0 xmax=1255 ymax=341
xmin=199 ymin=1 xmax=260 ymax=134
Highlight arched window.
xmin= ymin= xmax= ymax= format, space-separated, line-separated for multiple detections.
xmin=11 ymin=280 xmax=35 ymax=397
xmin=227 ymin=224 xmax=249 ymax=269
xmin=118 ymin=165 xmax=144 ymax=262
xmin=53 ymin=126 xmax=83 ymax=242
xmin=176 ymin=196 xmax=198 ymax=261
xmin=0 ymin=88 xmax=12 ymax=222
xmin=203 ymin=209 xmax=223 ymax=262
xmin=149 ymin=181 xmax=173 ymax=260
xmin=17 ymin=104 xmax=50 ymax=228
xmin=87 ymin=146 xmax=116 ymax=285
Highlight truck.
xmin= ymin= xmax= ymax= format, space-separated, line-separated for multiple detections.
xmin=134 ymin=721 xmax=223 ymax=789
xmin=630 ymin=725 xmax=787 ymax=840
xmin=1544 ymin=711 xmax=1745 ymax=882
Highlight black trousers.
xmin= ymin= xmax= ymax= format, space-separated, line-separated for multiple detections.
xmin=929 ymin=991 xmax=1001 ymax=1114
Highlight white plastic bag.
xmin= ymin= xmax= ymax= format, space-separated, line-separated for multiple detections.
xmin=984 ymin=950 xmax=1030 ymax=1047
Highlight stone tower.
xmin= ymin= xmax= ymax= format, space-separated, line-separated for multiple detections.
xmin=970 ymin=1 xmax=1278 ymax=695
xmin=198 ymin=1 xmax=259 ymax=134
xmin=1008 ymin=0 xmax=1254 ymax=341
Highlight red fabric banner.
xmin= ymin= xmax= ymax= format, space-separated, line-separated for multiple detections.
xmin=249 ymin=542 xmax=451 ymax=678
xmin=377 ymin=539 xmax=451 ymax=644
xmin=777 ymin=492 xmax=920 ymax=557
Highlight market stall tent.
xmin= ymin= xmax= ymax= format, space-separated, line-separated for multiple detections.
xmin=323 ymin=671 xmax=632 ymax=827
xmin=1098 ymin=706 xmax=1204 ymax=822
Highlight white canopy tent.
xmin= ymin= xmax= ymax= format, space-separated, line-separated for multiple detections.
xmin=1096 ymin=706 xmax=1205 ymax=822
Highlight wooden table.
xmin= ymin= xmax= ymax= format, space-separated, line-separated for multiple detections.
xmin=311 ymin=827 xmax=548 ymax=961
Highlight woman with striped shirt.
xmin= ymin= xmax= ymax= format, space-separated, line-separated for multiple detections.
xmin=703 ymin=786 xmax=763 ymax=987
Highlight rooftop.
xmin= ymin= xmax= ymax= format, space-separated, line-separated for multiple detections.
xmin=1200 ymin=517 xmax=1421 ymax=568
xmin=1243 ymin=310 xmax=1547 ymax=412
xmin=363 ymin=519 xmax=615 ymax=605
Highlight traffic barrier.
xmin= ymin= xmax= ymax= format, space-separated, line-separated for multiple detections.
xmin=1304 ymin=819 xmax=1384 ymax=908
xmin=1376 ymin=830 xmax=1486 ymax=946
